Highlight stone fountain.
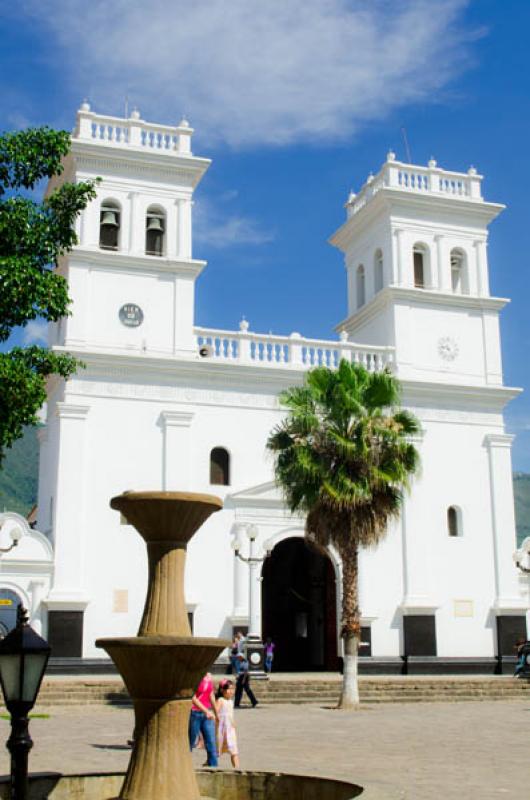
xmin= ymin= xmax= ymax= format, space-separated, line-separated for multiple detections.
xmin=0 ymin=490 xmax=392 ymax=800
xmin=96 ymin=490 xmax=228 ymax=800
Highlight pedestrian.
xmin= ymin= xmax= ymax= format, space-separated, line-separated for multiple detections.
xmin=514 ymin=639 xmax=527 ymax=677
xmin=189 ymin=672 xmax=218 ymax=767
xmin=230 ymin=632 xmax=243 ymax=675
xmin=215 ymin=679 xmax=240 ymax=768
xmin=234 ymin=653 xmax=258 ymax=708
xmin=264 ymin=637 xmax=275 ymax=673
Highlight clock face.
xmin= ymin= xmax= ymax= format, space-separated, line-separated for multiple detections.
xmin=119 ymin=303 xmax=144 ymax=328
xmin=249 ymin=651 xmax=261 ymax=665
xmin=437 ymin=336 xmax=459 ymax=362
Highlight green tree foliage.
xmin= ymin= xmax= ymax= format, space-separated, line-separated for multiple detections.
xmin=0 ymin=127 xmax=97 ymax=463
xmin=267 ymin=360 xmax=420 ymax=707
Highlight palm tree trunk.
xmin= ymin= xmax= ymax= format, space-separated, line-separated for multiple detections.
xmin=338 ymin=543 xmax=360 ymax=709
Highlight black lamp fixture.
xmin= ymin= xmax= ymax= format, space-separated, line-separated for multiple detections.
xmin=0 ymin=606 xmax=51 ymax=800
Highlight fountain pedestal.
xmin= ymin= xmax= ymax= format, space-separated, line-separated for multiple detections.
xmin=96 ymin=492 xmax=228 ymax=800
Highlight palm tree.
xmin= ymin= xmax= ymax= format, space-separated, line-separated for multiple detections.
xmin=267 ymin=359 xmax=420 ymax=709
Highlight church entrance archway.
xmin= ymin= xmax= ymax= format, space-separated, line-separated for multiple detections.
xmin=261 ymin=537 xmax=339 ymax=671
xmin=0 ymin=588 xmax=22 ymax=638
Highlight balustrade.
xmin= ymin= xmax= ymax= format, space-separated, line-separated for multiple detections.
xmin=195 ymin=327 xmax=393 ymax=372
xmin=346 ymin=154 xmax=483 ymax=218
xmin=75 ymin=103 xmax=192 ymax=155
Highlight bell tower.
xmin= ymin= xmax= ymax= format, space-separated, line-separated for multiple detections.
xmin=38 ymin=103 xmax=211 ymax=654
xmin=330 ymin=152 xmax=506 ymax=388
xmin=47 ymin=101 xmax=211 ymax=360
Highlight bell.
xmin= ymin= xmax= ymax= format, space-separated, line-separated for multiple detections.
xmin=146 ymin=215 xmax=164 ymax=232
xmin=101 ymin=210 xmax=119 ymax=227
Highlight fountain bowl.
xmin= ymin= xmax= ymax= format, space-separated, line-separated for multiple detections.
xmin=0 ymin=770 xmax=400 ymax=800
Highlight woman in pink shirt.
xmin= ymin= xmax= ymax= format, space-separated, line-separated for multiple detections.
xmin=189 ymin=672 xmax=218 ymax=767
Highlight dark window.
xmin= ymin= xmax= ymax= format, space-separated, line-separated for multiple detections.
xmin=99 ymin=202 xmax=120 ymax=250
xmin=413 ymin=249 xmax=425 ymax=288
xmin=210 ymin=447 xmax=230 ymax=485
xmin=447 ymin=506 xmax=459 ymax=537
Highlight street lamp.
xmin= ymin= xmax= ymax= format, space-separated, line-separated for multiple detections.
xmin=0 ymin=526 xmax=22 ymax=555
xmin=232 ymin=524 xmax=272 ymax=677
xmin=0 ymin=606 xmax=51 ymax=800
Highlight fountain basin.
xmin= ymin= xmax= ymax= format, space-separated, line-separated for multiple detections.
xmin=95 ymin=637 xmax=227 ymax=699
xmin=0 ymin=770 xmax=386 ymax=799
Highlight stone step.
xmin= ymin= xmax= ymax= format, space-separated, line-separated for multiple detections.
xmin=15 ymin=677 xmax=530 ymax=708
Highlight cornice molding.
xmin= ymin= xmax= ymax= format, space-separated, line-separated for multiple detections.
xmin=336 ymin=286 xmax=508 ymax=335
xmin=159 ymin=410 xmax=194 ymax=428
xmin=401 ymin=380 xmax=521 ymax=411
xmin=68 ymin=247 xmax=206 ymax=277
xmin=483 ymin=433 xmax=516 ymax=449
xmin=71 ymin=140 xmax=211 ymax=189
xmin=56 ymin=402 xmax=90 ymax=421
xmin=330 ymin=188 xmax=504 ymax=252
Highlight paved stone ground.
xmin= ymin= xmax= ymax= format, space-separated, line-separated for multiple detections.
xmin=0 ymin=699 xmax=527 ymax=799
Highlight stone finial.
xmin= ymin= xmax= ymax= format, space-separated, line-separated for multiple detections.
xmin=130 ymin=107 xmax=141 ymax=120
xmin=290 ymin=331 xmax=301 ymax=338
xmin=468 ymin=165 xmax=477 ymax=176
xmin=386 ymin=149 xmax=396 ymax=162
xmin=239 ymin=317 xmax=249 ymax=332
xmin=428 ymin=157 xmax=437 ymax=169
xmin=347 ymin=190 xmax=356 ymax=204
xmin=339 ymin=330 xmax=349 ymax=343
xmin=179 ymin=117 xmax=190 ymax=128
xmin=367 ymin=172 xmax=374 ymax=184
xmin=80 ymin=99 xmax=90 ymax=112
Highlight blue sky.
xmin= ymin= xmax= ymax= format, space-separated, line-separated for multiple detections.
xmin=1 ymin=0 xmax=529 ymax=469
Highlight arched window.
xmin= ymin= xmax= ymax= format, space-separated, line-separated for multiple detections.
xmin=450 ymin=249 xmax=467 ymax=294
xmin=356 ymin=265 xmax=365 ymax=309
xmin=374 ymin=249 xmax=384 ymax=293
xmin=447 ymin=506 xmax=461 ymax=537
xmin=145 ymin=206 xmax=166 ymax=256
xmin=210 ymin=447 xmax=230 ymax=485
xmin=99 ymin=200 xmax=120 ymax=250
xmin=413 ymin=245 xmax=426 ymax=288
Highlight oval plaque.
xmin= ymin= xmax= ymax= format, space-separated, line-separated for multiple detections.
xmin=119 ymin=303 xmax=144 ymax=328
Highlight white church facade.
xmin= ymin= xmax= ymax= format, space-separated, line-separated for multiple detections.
xmin=2 ymin=103 xmax=527 ymax=672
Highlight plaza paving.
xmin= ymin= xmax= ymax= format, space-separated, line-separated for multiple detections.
xmin=0 ymin=698 xmax=528 ymax=799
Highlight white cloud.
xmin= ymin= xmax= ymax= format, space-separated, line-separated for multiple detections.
xmin=22 ymin=320 xmax=48 ymax=345
xmin=194 ymin=196 xmax=274 ymax=248
xmin=22 ymin=0 xmax=473 ymax=147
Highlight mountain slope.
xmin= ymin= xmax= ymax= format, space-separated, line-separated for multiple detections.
xmin=0 ymin=426 xmax=40 ymax=516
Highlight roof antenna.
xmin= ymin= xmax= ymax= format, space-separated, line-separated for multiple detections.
xmin=401 ymin=127 xmax=412 ymax=164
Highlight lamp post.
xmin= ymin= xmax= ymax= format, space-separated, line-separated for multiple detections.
xmin=0 ymin=605 xmax=51 ymax=800
xmin=0 ymin=526 xmax=22 ymax=555
xmin=232 ymin=524 xmax=272 ymax=677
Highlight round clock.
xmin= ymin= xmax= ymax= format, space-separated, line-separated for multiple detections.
xmin=249 ymin=651 xmax=261 ymax=665
xmin=119 ymin=303 xmax=144 ymax=328
xmin=438 ymin=336 xmax=459 ymax=362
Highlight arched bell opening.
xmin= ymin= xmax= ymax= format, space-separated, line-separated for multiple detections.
xmin=261 ymin=537 xmax=338 ymax=671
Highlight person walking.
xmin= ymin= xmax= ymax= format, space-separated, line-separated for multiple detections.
xmin=264 ymin=637 xmax=275 ymax=673
xmin=215 ymin=679 xmax=240 ymax=768
xmin=230 ymin=632 xmax=244 ymax=675
xmin=234 ymin=653 xmax=258 ymax=708
xmin=189 ymin=672 xmax=218 ymax=767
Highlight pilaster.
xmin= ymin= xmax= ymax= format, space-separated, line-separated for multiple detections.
xmin=47 ymin=403 xmax=90 ymax=605
xmin=483 ymin=433 xmax=525 ymax=613
xmin=160 ymin=411 xmax=194 ymax=491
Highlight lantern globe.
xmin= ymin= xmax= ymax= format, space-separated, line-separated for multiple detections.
xmin=0 ymin=617 xmax=50 ymax=709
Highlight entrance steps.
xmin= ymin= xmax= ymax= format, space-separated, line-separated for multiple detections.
xmin=20 ymin=674 xmax=530 ymax=708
